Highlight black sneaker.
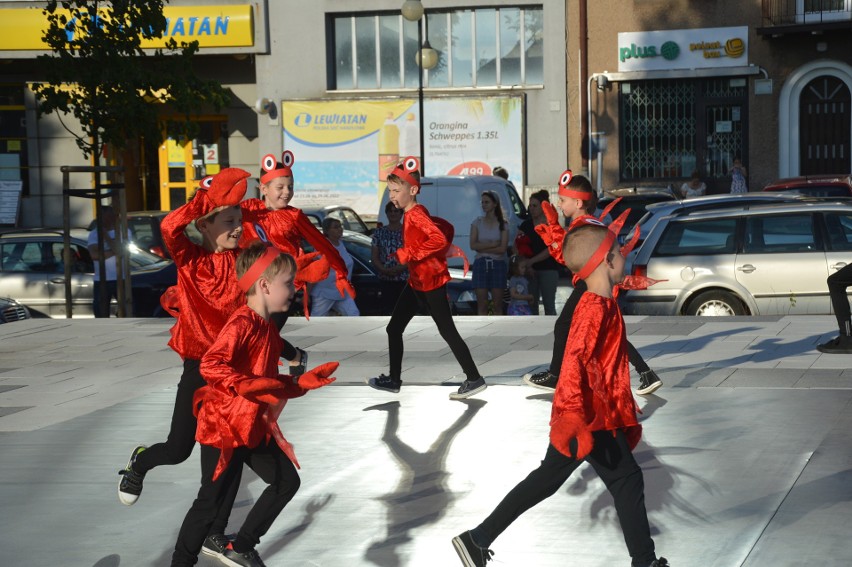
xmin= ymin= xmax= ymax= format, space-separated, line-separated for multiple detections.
xmin=117 ymin=445 xmax=147 ymax=506
xmin=523 ymin=369 xmax=558 ymax=391
xmin=636 ymin=369 xmax=663 ymax=395
xmin=221 ymin=545 xmax=267 ymax=567
xmin=817 ymin=335 xmax=852 ymax=354
xmin=367 ymin=374 xmax=401 ymax=393
xmin=201 ymin=533 xmax=234 ymax=558
xmin=635 ymin=558 xmax=670 ymax=567
xmin=451 ymin=531 xmax=493 ymax=566
xmin=449 ymin=377 xmax=487 ymax=400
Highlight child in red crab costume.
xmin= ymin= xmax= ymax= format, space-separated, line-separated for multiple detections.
xmin=239 ymin=150 xmax=356 ymax=320
xmin=522 ymin=170 xmax=664 ymax=397
xmin=367 ymin=157 xmax=485 ymax=400
xmin=117 ymin=170 xmax=251 ymax=527
xmin=170 ymin=242 xmax=338 ymax=567
xmin=452 ymin=221 xmax=669 ymax=567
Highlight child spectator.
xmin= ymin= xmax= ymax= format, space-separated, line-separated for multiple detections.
xmin=170 ymin=242 xmax=338 ymax=567
xmin=452 ymin=221 xmax=668 ymax=567
xmin=523 ymin=171 xmax=663 ymax=396
xmin=506 ymin=255 xmax=534 ymax=316
xmin=309 ymin=217 xmax=359 ymax=316
xmin=367 ymin=157 xmax=487 ymax=400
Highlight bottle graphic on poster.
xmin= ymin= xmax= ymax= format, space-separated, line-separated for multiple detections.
xmin=398 ymin=112 xmax=420 ymax=161
xmin=377 ymin=113 xmax=399 ymax=200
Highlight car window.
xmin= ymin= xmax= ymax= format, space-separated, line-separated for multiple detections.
xmin=336 ymin=210 xmax=368 ymax=234
xmin=50 ymin=242 xmax=95 ymax=273
xmin=743 ymin=214 xmax=816 ymax=253
xmin=824 ymin=213 xmax=852 ymax=252
xmin=306 ymin=214 xmax=322 ymax=229
xmin=1 ymin=242 xmax=45 ymax=272
xmin=654 ymin=217 xmax=738 ymax=256
xmin=342 ymin=238 xmax=374 ymax=275
xmin=128 ymin=218 xmax=155 ymax=250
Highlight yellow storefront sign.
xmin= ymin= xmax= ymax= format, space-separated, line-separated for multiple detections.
xmin=0 ymin=5 xmax=254 ymax=51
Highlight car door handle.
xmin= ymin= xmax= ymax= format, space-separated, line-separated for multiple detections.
xmin=831 ymin=262 xmax=847 ymax=270
xmin=737 ymin=264 xmax=756 ymax=273
xmin=50 ymin=278 xmax=65 ymax=284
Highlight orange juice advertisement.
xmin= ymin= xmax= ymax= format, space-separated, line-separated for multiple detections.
xmin=281 ymin=96 xmax=524 ymax=218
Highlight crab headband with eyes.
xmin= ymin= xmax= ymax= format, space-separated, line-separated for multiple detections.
xmin=389 ymin=156 xmax=420 ymax=189
xmin=260 ymin=150 xmax=295 ymax=185
xmin=238 ymin=245 xmax=283 ymax=292
xmin=556 ymin=169 xmax=590 ymax=200
xmin=573 ymin=218 xmax=618 ymax=282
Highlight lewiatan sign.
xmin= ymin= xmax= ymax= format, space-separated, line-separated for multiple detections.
xmin=617 ymin=27 xmax=748 ymax=73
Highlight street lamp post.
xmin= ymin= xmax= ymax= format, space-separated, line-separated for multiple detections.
xmin=401 ymin=1 xmax=437 ymax=175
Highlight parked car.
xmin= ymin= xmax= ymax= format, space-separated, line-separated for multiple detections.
xmin=622 ymin=200 xmax=852 ymax=316
xmin=623 ymin=192 xmax=807 ymax=251
xmin=378 ymin=175 xmax=528 ymax=269
xmin=88 ymin=211 xmax=203 ymax=259
xmin=0 ymin=229 xmax=177 ymax=318
xmin=595 ymin=187 xmax=678 ymax=243
xmin=300 ymin=230 xmax=476 ymax=315
xmin=0 ymin=296 xmax=31 ymax=323
xmin=301 ymin=205 xmax=372 ymax=236
xmin=763 ymin=175 xmax=852 ymax=198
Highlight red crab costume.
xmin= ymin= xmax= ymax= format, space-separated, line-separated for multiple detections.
xmin=391 ymin=157 xmax=469 ymax=291
xmin=195 ymin=246 xmax=339 ymax=480
xmin=549 ymin=216 xmax=644 ymax=459
xmin=160 ymin=168 xmax=251 ymax=360
xmin=239 ymin=151 xmax=355 ymax=313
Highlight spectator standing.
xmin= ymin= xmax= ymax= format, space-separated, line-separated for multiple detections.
xmin=309 ymin=218 xmax=359 ymax=317
xmin=730 ymin=158 xmax=748 ymax=194
xmin=470 ymin=190 xmax=509 ymax=315
xmin=517 ymin=190 xmax=561 ymax=315
xmin=371 ymin=201 xmax=408 ymax=314
xmin=87 ymin=205 xmax=132 ymax=317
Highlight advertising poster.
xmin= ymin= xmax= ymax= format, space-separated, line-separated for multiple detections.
xmin=282 ymin=95 xmax=524 ymax=218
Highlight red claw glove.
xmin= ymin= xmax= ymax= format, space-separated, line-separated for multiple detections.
xmin=235 ymin=377 xmax=288 ymax=405
xmin=336 ymin=276 xmax=357 ymax=299
xmin=550 ymin=413 xmax=594 ymax=460
xmin=207 ymin=168 xmax=250 ymax=207
xmin=297 ymin=362 xmax=339 ymax=390
xmin=294 ymin=252 xmax=331 ymax=287
xmin=619 ymin=275 xmax=667 ymax=290
xmin=159 ymin=285 xmax=180 ymax=318
xmin=534 ymin=201 xmax=567 ymax=265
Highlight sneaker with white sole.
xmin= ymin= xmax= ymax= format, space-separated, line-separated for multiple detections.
xmin=220 ymin=545 xmax=267 ymax=567
xmin=523 ymin=369 xmax=558 ymax=391
xmin=367 ymin=374 xmax=401 ymax=393
xmin=449 ymin=377 xmax=487 ymax=400
xmin=636 ymin=369 xmax=663 ymax=395
xmin=451 ymin=531 xmax=493 ymax=566
xmin=201 ymin=533 xmax=234 ymax=558
xmin=117 ymin=445 xmax=147 ymax=506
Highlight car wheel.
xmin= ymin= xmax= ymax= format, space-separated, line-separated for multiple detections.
xmin=685 ymin=290 xmax=747 ymax=316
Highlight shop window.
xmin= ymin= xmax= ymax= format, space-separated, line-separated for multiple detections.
xmin=0 ymin=85 xmax=29 ymax=196
xmin=798 ymin=0 xmax=852 ymax=23
xmin=329 ymin=6 xmax=544 ymax=90
xmin=620 ymin=78 xmax=747 ymax=183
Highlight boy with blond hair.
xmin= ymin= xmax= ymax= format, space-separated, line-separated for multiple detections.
xmin=453 ymin=220 xmax=669 ymax=567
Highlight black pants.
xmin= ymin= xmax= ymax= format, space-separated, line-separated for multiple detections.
xmin=134 ymin=359 xmax=239 ymax=535
xmin=548 ymin=280 xmax=650 ymax=375
xmin=387 ymin=284 xmax=480 ymax=381
xmin=827 ymin=263 xmax=852 ymax=333
xmin=475 ymin=430 xmax=656 ymax=565
xmin=271 ymin=311 xmax=298 ymax=361
xmin=171 ymin=440 xmax=300 ymax=566
xmin=93 ymin=280 xmax=118 ymax=318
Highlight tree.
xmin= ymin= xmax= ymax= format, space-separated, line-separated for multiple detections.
xmin=31 ymin=0 xmax=230 ymax=161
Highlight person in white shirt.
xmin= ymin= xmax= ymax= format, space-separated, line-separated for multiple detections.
xmin=87 ymin=206 xmax=132 ymax=317
xmin=680 ymin=170 xmax=707 ymax=199
xmin=309 ymin=218 xmax=359 ymax=317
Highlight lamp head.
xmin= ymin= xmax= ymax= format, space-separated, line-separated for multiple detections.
xmin=401 ymin=0 xmax=424 ymax=21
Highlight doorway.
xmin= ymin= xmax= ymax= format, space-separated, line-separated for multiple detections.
xmin=799 ymin=75 xmax=851 ymax=175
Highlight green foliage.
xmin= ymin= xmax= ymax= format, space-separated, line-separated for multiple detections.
xmin=31 ymin=0 xmax=230 ymax=158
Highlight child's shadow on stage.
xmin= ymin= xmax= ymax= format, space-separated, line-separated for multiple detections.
xmin=361 ymin=398 xmax=487 ymax=567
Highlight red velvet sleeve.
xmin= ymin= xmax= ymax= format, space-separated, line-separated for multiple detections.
xmin=161 ymin=191 xmax=214 ymax=266
xmin=552 ymin=296 xmax=605 ymax=419
xmin=200 ymin=313 xmax=267 ymax=396
xmin=296 ymin=211 xmax=350 ymax=279
xmin=397 ymin=206 xmax=449 ymax=264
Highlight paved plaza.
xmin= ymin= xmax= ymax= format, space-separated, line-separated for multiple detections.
xmin=2 ymin=314 xmax=852 ymax=566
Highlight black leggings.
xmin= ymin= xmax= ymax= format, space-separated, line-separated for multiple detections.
xmin=171 ymin=440 xmax=300 ymax=566
xmin=387 ymin=284 xmax=480 ymax=381
xmin=133 ymin=359 xmax=239 ymax=535
xmin=827 ymin=263 xmax=852 ymax=334
xmin=549 ymin=281 xmax=650 ymax=376
xmin=475 ymin=430 xmax=655 ymax=565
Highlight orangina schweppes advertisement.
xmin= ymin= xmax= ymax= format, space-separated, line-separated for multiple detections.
xmin=281 ymin=96 xmax=523 ymax=218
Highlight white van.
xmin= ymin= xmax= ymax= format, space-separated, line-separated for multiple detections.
xmin=378 ymin=175 xmax=528 ymax=268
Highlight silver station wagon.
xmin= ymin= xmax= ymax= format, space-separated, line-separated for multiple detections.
xmin=622 ymin=201 xmax=852 ymax=316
